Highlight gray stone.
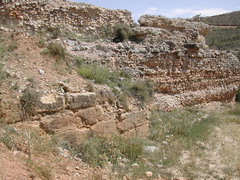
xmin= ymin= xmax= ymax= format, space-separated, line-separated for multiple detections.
xmin=66 ymin=92 xmax=96 ymax=110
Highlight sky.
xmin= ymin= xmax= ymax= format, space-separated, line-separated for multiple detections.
xmin=74 ymin=0 xmax=240 ymax=21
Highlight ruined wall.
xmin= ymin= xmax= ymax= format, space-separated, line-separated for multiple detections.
xmin=69 ymin=15 xmax=240 ymax=108
xmin=0 ymin=0 xmax=134 ymax=34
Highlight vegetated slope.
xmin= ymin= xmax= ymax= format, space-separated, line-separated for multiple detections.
xmin=200 ymin=11 xmax=240 ymax=26
xmin=201 ymin=11 xmax=240 ymax=51
xmin=206 ymin=27 xmax=240 ymax=51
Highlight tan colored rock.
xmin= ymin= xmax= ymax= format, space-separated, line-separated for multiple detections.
xmin=40 ymin=110 xmax=83 ymax=134
xmin=66 ymin=92 xmax=96 ymax=110
xmin=35 ymin=93 xmax=65 ymax=113
xmin=91 ymin=120 xmax=117 ymax=137
xmin=124 ymin=123 xmax=149 ymax=137
xmin=75 ymin=105 xmax=112 ymax=126
xmin=56 ymin=128 xmax=91 ymax=145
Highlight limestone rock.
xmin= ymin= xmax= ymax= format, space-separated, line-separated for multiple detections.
xmin=66 ymin=92 xmax=96 ymax=110
xmin=56 ymin=128 xmax=91 ymax=145
xmin=35 ymin=93 xmax=65 ymax=113
xmin=91 ymin=120 xmax=117 ymax=137
xmin=40 ymin=110 xmax=82 ymax=134
xmin=75 ymin=105 xmax=112 ymax=126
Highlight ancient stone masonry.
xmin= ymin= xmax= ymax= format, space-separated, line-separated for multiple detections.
xmin=0 ymin=0 xmax=134 ymax=34
xmin=68 ymin=15 xmax=240 ymax=108
xmin=37 ymin=91 xmax=149 ymax=144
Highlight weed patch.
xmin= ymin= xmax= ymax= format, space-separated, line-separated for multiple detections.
xmin=46 ymin=43 xmax=65 ymax=59
xmin=27 ymin=160 xmax=52 ymax=180
xmin=73 ymin=136 xmax=145 ymax=167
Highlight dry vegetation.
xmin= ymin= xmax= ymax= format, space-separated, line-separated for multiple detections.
xmin=1 ymin=103 xmax=239 ymax=179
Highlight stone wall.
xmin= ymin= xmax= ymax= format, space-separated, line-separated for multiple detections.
xmin=66 ymin=15 xmax=240 ymax=108
xmin=0 ymin=0 xmax=134 ymax=34
xmin=36 ymin=91 xmax=149 ymax=144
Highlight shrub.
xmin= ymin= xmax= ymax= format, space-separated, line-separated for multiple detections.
xmin=38 ymin=38 xmax=45 ymax=48
xmin=0 ymin=63 xmax=9 ymax=83
xmin=27 ymin=160 xmax=52 ymax=180
xmin=0 ymin=132 xmax=16 ymax=150
xmin=122 ymin=80 xmax=154 ymax=104
xmin=78 ymin=63 xmax=113 ymax=84
xmin=236 ymin=88 xmax=240 ymax=102
xmin=47 ymin=26 xmax=61 ymax=39
xmin=0 ymin=126 xmax=17 ymax=150
xmin=75 ymin=56 xmax=85 ymax=68
xmin=47 ymin=42 xmax=65 ymax=59
xmin=20 ymin=88 xmax=39 ymax=118
xmin=113 ymin=24 xmax=133 ymax=43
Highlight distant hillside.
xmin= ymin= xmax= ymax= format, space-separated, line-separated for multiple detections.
xmin=200 ymin=11 xmax=240 ymax=26
xmin=206 ymin=27 xmax=240 ymax=51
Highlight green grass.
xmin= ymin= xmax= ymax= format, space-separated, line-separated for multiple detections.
xmin=149 ymin=108 xmax=217 ymax=144
xmin=78 ymin=63 xmax=114 ymax=84
xmin=73 ymin=136 xmax=145 ymax=167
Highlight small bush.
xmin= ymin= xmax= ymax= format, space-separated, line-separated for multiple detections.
xmin=47 ymin=26 xmax=61 ymax=39
xmin=75 ymin=57 xmax=85 ymax=68
xmin=236 ymin=88 xmax=240 ymax=102
xmin=38 ymin=38 xmax=45 ymax=48
xmin=123 ymin=80 xmax=154 ymax=104
xmin=47 ymin=43 xmax=65 ymax=59
xmin=0 ymin=132 xmax=16 ymax=150
xmin=27 ymin=160 xmax=52 ymax=180
xmin=113 ymin=24 xmax=133 ymax=43
xmin=20 ymin=88 xmax=39 ymax=118
xmin=0 ymin=126 xmax=17 ymax=150
xmin=78 ymin=64 xmax=113 ymax=84
xmin=0 ymin=63 xmax=9 ymax=83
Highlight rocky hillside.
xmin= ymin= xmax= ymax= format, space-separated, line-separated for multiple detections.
xmin=0 ymin=0 xmax=240 ymax=179
xmin=196 ymin=11 xmax=240 ymax=51
xmin=199 ymin=11 xmax=240 ymax=26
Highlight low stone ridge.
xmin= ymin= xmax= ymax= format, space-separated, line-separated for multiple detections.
xmin=0 ymin=0 xmax=134 ymax=34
